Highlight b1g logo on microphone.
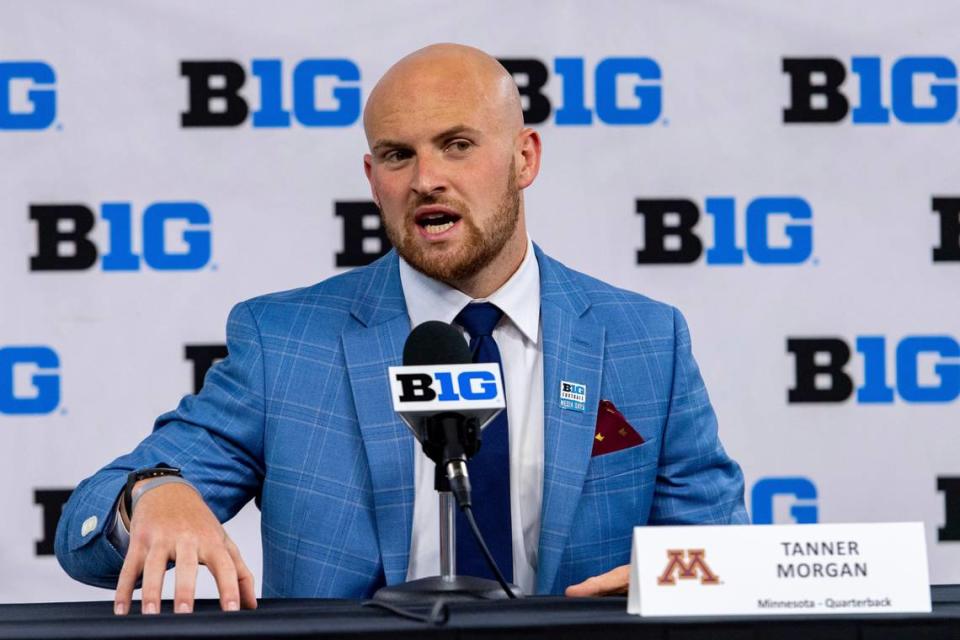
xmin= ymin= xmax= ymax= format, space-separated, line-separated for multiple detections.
xmin=29 ymin=202 xmax=212 ymax=272
xmin=783 ymin=57 xmax=959 ymax=124
xmin=752 ymin=477 xmax=818 ymax=525
xmin=181 ymin=59 xmax=361 ymax=128
xmin=391 ymin=364 xmax=505 ymax=409
xmin=788 ymin=336 xmax=960 ymax=404
xmin=499 ymin=57 xmax=662 ymax=125
xmin=0 ymin=346 xmax=60 ymax=415
xmin=0 ymin=61 xmax=57 ymax=130
xmin=636 ymin=197 xmax=813 ymax=265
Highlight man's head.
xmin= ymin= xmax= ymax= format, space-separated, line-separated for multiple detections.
xmin=363 ymin=44 xmax=541 ymax=296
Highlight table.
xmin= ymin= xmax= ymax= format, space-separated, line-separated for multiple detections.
xmin=1 ymin=585 xmax=958 ymax=639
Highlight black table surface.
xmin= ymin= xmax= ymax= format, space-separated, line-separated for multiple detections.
xmin=1 ymin=585 xmax=958 ymax=640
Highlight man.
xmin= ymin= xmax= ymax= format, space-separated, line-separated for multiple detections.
xmin=55 ymin=44 xmax=747 ymax=615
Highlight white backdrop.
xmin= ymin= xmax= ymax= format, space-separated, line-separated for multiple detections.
xmin=1 ymin=0 xmax=957 ymax=602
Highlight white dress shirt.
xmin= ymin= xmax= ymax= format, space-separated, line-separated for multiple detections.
xmin=400 ymin=237 xmax=544 ymax=595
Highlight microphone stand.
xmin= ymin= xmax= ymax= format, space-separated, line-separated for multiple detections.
xmin=373 ymin=413 xmax=521 ymax=604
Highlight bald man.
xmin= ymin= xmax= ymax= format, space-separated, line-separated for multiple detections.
xmin=56 ymin=44 xmax=747 ymax=613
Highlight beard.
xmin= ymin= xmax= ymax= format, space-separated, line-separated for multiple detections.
xmin=381 ymin=163 xmax=521 ymax=286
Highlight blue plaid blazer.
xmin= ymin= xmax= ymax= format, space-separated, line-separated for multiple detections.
xmin=56 ymin=246 xmax=747 ymax=597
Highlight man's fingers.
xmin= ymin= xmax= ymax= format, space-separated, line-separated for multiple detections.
xmin=140 ymin=547 xmax=171 ymax=614
xmin=114 ymin=546 xmax=146 ymax=615
xmin=226 ymin=539 xmax=258 ymax=610
xmin=202 ymin=546 xmax=241 ymax=612
xmin=565 ymin=565 xmax=630 ymax=597
xmin=173 ymin=541 xmax=199 ymax=614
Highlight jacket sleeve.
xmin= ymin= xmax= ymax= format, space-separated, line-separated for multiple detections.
xmin=648 ymin=307 xmax=749 ymax=525
xmin=55 ymin=301 xmax=267 ymax=588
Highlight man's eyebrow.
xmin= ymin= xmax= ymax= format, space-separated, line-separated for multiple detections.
xmin=371 ymin=139 xmax=409 ymax=153
xmin=431 ymin=125 xmax=482 ymax=143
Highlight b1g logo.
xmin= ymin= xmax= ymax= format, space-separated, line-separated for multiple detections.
xmin=30 ymin=202 xmax=212 ymax=271
xmin=783 ymin=56 xmax=959 ymax=124
xmin=181 ymin=59 xmax=361 ymax=128
xmin=752 ymin=477 xmax=818 ymax=525
xmin=394 ymin=370 xmax=499 ymax=403
xmin=499 ymin=57 xmax=662 ymax=125
xmin=636 ymin=197 xmax=813 ymax=265
xmin=0 ymin=61 xmax=56 ymax=130
xmin=0 ymin=347 xmax=60 ymax=415
xmin=788 ymin=336 xmax=960 ymax=404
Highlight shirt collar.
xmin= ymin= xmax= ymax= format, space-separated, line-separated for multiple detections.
xmin=398 ymin=236 xmax=540 ymax=344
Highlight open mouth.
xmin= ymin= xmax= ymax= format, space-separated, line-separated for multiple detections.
xmin=414 ymin=208 xmax=462 ymax=236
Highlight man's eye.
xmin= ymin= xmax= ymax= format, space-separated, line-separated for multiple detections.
xmin=384 ymin=150 xmax=411 ymax=162
xmin=447 ymin=139 xmax=472 ymax=153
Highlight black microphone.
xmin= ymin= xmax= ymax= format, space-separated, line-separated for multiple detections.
xmin=375 ymin=321 xmax=517 ymax=602
xmin=402 ymin=321 xmax=479 ymax=508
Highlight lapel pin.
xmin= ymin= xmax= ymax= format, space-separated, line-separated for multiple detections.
xmin=560 ymin=380 xmax=587 ymax=412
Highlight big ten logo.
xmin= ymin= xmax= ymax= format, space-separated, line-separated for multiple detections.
xmin=184 ymin=344 xmax=227 ymax=394
xmin=29 ymin=202 xmax=212 ymax=272
xmin=498 ymin=57 xmax=662 ymax=125
xmin=0 ymin=346 xmax=60 ymax=415
xmin=783 ymin=57 xmax=959 ymax=124
xmin=335 ymin=201 xmax=391 ymax=267
xmin=180 ymin=59 xmax=361 ymax=128
xmin=787 ymin=336 xmax=960 ymax=404
xmin=395 ymin=370 xmax=499 ymax=403
xmin=0 ymin=61 xmax=56 ymax=130
xmin=635 ymin=196 xmax=813 ymax=265
xmin=939 ymin=477 xmax=960 ymax=542
xmin=656 ymin=549 xmax=720 ymax=586
xmin=34 ymin=488 xmax=73 ymax=556
xmin=933 ymin=197 xmax=960 ymax=262
xmin=751 ymin=477 xmax=818 ymax=525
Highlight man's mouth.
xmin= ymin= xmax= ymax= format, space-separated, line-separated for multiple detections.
xmin=414 ymin=207 xmax=462 ymax=236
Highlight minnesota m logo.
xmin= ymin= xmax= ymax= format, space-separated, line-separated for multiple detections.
xmin=657 ymin=549 xmax=720 ymax=585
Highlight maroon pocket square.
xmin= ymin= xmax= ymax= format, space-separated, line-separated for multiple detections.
xmin=592 ymin=399 xmax=644 ymax=456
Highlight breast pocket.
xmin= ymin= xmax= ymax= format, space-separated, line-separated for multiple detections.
xmin=583 ymin=437 xmax=659 ymax=487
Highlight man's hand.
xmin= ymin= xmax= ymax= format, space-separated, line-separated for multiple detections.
xmin=113 ymin=483 xmax=257 ymax=615
xmin=564 ymin=564 xmax=630 ymax=597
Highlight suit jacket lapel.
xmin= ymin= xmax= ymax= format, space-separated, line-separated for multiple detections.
xmin=341 ymin=252 xmax=415 ymax=586
xmin=534 ymin=247 xmax=605 ymax=594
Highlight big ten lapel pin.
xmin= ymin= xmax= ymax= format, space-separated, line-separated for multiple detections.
xmin=559 ymin=380 xmax=587 ymax=412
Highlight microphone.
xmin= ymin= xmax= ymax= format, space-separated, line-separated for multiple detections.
xmin=389 ymin=321 xmax=505 ymax=506
xmin=375 ymin=320 xmax=518 ymax=603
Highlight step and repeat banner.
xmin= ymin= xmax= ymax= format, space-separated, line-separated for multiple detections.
xmin=1 ymin=1 xmax=957 ymax=601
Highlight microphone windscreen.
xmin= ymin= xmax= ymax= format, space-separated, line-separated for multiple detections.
xmin=403 ymin=320 xmax=471 ymax=366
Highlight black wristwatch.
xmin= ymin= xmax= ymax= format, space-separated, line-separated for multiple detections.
xmin=124 ymin=465 xmax=182 ymax=517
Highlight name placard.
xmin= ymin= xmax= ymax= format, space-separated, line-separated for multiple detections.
xmin=627 ymin=522 xmax=931 ymax=617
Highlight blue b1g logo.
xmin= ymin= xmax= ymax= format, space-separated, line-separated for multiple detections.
xmin=752 ymin=477 xmax=818 ymax=524
xmin=395 ymin=370 xmax=499 ymax=403
xmin=30 ymin=202 xmax=212 ymax=272
xmin=784 ymin=56 xmax=959 ymax=124
xmin=788 ymin=335 xmax=960 ymax=404
xmin=0 ymin=61 xmax=56 ymax=130
xmin=0 ymin=347 xmax=60 ymax=415
xmin=636 ymin=196 xmax=813 ymax=265
xmin=500 ymin=57 xmax=662 ymax=126
xmin=181 ymin=59 xmax=361 ymax=128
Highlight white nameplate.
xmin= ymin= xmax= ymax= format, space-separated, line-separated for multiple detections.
xmin=627 ymin=522 xmax=931 ymax=617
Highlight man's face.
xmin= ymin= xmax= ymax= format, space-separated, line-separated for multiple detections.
xmin=363 ymin=66 xmax=524 ymax=284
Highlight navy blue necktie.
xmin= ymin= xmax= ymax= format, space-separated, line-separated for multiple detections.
xmin=454 ymin=302 xmax=513 ymax=583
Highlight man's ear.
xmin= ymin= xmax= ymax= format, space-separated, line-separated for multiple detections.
xmin=515 ymin=128 xmax=542 ymax=190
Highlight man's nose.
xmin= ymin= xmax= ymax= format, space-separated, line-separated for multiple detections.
xmin=410 ymin=153 xmax=447 ymax=196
